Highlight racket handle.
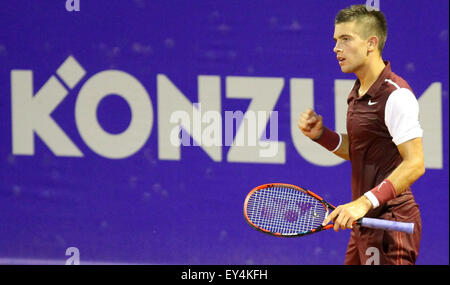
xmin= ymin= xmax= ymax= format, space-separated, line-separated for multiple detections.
xmin=359 ymin=218 xmax=414 ymax=234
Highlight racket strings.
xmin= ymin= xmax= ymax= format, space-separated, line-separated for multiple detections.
xmin=246 ymin=186 xmax=328 ymax=235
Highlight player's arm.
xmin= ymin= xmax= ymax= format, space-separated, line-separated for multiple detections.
xmin=297 ymin=108 xmax=350 ymax=160
xmin=323 ymin=137 xmax=425 ymax=231
xmin=363 ymin=137 xmax=425 ymax=209
xmin=387 ymin=138 xmax=425 ymax=195
xmin=333 ymin=134 xmax=350 ymax=160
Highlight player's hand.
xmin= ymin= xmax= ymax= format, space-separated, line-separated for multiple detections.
xmin=322 ymin=196 xmax=373 ymax=231
xmin=297 ymin=108 xmax=324 ymax=140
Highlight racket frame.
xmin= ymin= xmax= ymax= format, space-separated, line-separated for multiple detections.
xmin=243 ymin=183 xmax=335 ymax=237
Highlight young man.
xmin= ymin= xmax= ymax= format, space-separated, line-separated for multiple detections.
xmin=297 ymin=5 xmax=425 ymax=265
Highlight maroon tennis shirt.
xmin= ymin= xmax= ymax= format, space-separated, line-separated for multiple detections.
xmin=346 ymin=61 xmax=420 ymax=218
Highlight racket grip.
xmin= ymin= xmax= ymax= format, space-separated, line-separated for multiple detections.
xmin=359 ymin=218 xmax=414 ymax=234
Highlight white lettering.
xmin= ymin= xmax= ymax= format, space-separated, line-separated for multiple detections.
xmin=9 ymin=56 xmax=444 ymax=168
xmin=75 ymin=70 xmax=153 ymax=159
xmin=11 ymin=71 xmax=83 ymax=156
xmin=157 ymin=75 xmax=222 ymax=161
xmin=226 ymin=76 xmax=286 ymax=164
xmin=418 ymin=82 xmax=443 ymax=169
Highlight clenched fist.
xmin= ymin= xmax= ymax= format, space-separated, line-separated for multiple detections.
xmin=297 ymin=108 xmax=324 ymax=140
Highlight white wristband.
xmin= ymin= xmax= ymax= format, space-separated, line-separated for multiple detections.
xmin=364 ymin=191 xmax=380 ymax=209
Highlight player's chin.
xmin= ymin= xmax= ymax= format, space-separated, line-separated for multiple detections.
xmin=339 ymin=65 xmax=354 ymax=74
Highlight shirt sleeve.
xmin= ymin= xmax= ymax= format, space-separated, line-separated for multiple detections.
xmin=384 ymin=88 xmax=423 ymax=145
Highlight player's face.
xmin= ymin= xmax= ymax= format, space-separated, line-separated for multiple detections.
xmin=333 ymin=21 xmax=368 ymax=74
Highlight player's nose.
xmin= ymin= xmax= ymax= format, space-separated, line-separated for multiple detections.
xmin=333 ymin=44 xmax=342 ymax=54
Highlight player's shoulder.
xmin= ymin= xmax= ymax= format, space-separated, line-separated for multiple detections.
xmin=376 ymin=70 xmax=418 ymax=117
xmin=383 ymin=72 xmax=419 ymax=115
xmin=381 ymin=71 xmax=415 ymax=98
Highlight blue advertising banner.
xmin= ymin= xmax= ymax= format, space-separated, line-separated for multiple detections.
xmin=0 ymin=0 xmax=448 ymax=265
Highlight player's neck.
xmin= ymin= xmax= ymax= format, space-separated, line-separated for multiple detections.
xmin=355 ymin=57 xmax=386 ymax=97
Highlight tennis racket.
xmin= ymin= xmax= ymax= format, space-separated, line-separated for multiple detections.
xmin=243 ymin=183 xmax=414 ymax=237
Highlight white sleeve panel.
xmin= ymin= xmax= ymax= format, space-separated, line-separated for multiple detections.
xmin=384 ymin=88 xmax=423 ymax=145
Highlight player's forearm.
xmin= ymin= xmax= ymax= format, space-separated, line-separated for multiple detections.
xmin=364 ymin=138 xmax=425 ymax=209
xmin=332 ymin=134 xmax=350 ymax=160
xmin=310 ymin=127 xmax=350 ymax=160
xmin=386 ymin=158 xmax=425 ymax=196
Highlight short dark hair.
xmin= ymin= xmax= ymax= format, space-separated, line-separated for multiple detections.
xmin=335 ymin=4 xmax=387 ymax=54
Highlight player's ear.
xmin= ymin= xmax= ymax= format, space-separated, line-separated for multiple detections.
xmin=367 ymin=36 xmax=378 ymax=52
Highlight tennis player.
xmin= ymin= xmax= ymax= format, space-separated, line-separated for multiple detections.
xmin=297 ymin=5 xmax=425 ymax=265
